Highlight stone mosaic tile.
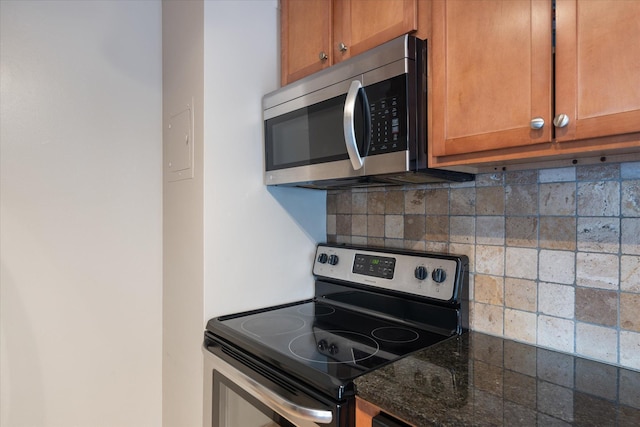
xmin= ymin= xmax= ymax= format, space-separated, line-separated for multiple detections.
xmin=576 ymin=217 xmax=620 ymax=253
xmin=403 ymin=215 xmax=425 ymax=241
xmin=367 ymin=214 xmax=384 ymax=238
xmin=621 ymin=162 xmax=640 ymax=179
xmin=383 ymin=238 xmax=404 ymax=249
xmin=506 ymin=216 xmax=538 ymax=248
xmin=620 ymin=331 xmax=640 ymax=371
xmin=384 ymin=214 xmax=403 ymax=239
xmin=539 ymin=282 xmax=575 ymax=319
xmin=336 ymin=214 xmax=351 ymax=235
xmin=474 ymin=274 xmax=504 ymax=305
xmin=385 ymin=190 xmax=404 ymax=214
xmin=326 ymin=214 xmax=336 ymax=235
xmin=425 ymin=241 xmax=449 ymax=252
xmin=351 ymin=236 xmax=367 ymax=245
xmin=473 ymin=302 xmax=504 ymax=335
xmin=352 ymin=191 xmax=367 ymax=214
xmin=450 ymin=216 xmax=475 ymax=244
xmin=476 ymin=245 xmax=505 ymax=276
xmin=476 ymin=216 xmax=505 ymax=245
xmin=621 ymin=255 xmax=640 ymax=293
xmin=403 ymin=240 xmax=426 ymax=251
xmin=425 ymin=188 xmax=450 ymax=215
xmin=476 ymin=172 xmax=505 ymax=187
xmin=352 ymin=214 xmax=367 ymax=236
xmin=505 ymin=278 xmax=537 ymax=312
xmin=537 ymin=315 xmax=575 ymax=353
xmin=539 ymin=166 xmax=576 ymax=183
xmin=425 ymin=215 xmax=449 ymax=242
xmin=336 ymin=191 xmax=352 ymax=213
xmin=367 ymin=190 xmax=385 ymax=214
xmin=576 ymin=323 xmax=618 ymax=364
xmin=575 ymin=287 xmax=618 ymax=327
xmin=621 ymin=218 xmax=640 ymax=255
xmin=476 ymin=186 xmax=505 ymax=215
xmin=539 ymin=216 xmax=576 ymax=251
xmin=622 ymin=179 xmax=640 ymax=217
xmin=404 ymin=188 xmax=426 ymax=214
xmin=505 ymin=184 xmax=538 ymax=215
xmin=367 ymin=237 xmax=385 ymax=247
xmin=450 ymin=187 xmax=476 ymax=215
xmin=620 ymin=292 xmax=640 ymax=332
xmin=327 ymin=192 xmax=337 ymax=214
xmin=539 ymin=250 xmax=576 ymax=285
xmin=577 ymin=181 xmax=620 ymax=217
xmin=504 ymin=308 xmax=536 ymax=343
xmin=449 ymin=243 xmax=475 ymax=273
xmin=539 ymin=182 xmax=576 ymax=215
xmin=576 ymin=163 xmax=619 ymax=181
xmin=576 ymin=252 xmax=619 ymax=290
xmin=505 ymin=169 xmax=538 ymax=185
xmin=505 ymin=247 xmax=538 ymax=280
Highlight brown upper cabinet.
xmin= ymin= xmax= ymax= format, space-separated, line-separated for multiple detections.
xmin=280 ymin=0 xmax=421 ymax=86
xmin=429 ymin=0 xmax=640 ymax=169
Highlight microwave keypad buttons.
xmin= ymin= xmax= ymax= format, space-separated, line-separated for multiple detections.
xmin=369 ymin=96 xmax=403 ymax=154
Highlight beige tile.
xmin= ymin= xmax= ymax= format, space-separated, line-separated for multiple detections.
xmin=403 ymin=215 xmax=425 ymax=241
xmin=474 ymin=274 xmax=504 ymax=305
xmin=505 ymin=278 xmax=537 ymax=312
xmin=336 ymin=191 xmax=352 ymax=214
xmin=476 ymin=216 xmax=505 ymax=245
xmin=403 ymin=240 xmax=426 ymax=251
xmin=476 ymin=172 xmax=504 ymax=187
xmin=537 ymin=315 xmax=575 ymax=353
xmin=425 ymin=215 xmax=449 ymax=242
xmin=620 ymin=331 xmax=640 ymax=371
xmin=384 ymin=214 xmax=403 ymax=239
xmin=577 ymin=217 xmax=620 ymax=253
xmin=621 ymin=255 xmax=640 ymax=293
xmin=367 ymin=237 xmax=385 ymax=247
xmin=404 ymin=189 xmax=426 ymax=214
xmin=449 ymin=243 xmax=475 ymax=274
xmin=385 ymin=190 xmax=404 ymax=214
xmin=335 ymin=235 xmax=351 ymax=244
xmin=425 ymin=188 xmax=450 ymax=215
xmin=576 ymin=252 xmax=619 ymax=290
xmin=476 ymin=245 xmax=505 ymax=276
xmin=539 ymin=167 xmax=576 ymax=183
xmin=327 ymin=192 xmax=337 ymax=214
xmin=576 ymin=163 xmax=620 ymax=181
xmin=575 ymin=287 xmax=618 ymax=327
xmin=504 ymin=308 xmax=536 ymax=343
xmin=621 ymin=162 xmax=640 ymax=179
xmin=577 ymin=181 xmax=620 ymax=217
xmin=425 ymin=241 xmax=449 ymax=252
xmin=352 ymin=192 xmax=367 ymax=214
xmin=472 ymin=302 xmax=504 ymax=335
xmin=506 ymin=217 xmax=538 ymax=248
xmin=622 ymin=179 xmax=640 ymax=217
xmin=326 ymin=214 xmax=336 ymax=235
xmin=384 ymin=238 xmax=404 ymax=249
xmin=351 ymin=236 xmax=368 ymax=245
xmin=539 ymin=216 xmax=577 ymax=251
xmin=351 ymin=214 xmax=367 ymax=236
xmin=367 ymin=190 xmax=385 ymax=214
xmin=540 ymin=183 xmax=576 ymax=216
xmin=450 ymin=187 xmax=476 ymax=215
xmin=336 ymin=214 xmax=351 ymax=235
xmin=506 ymin=170 xmax=538 ymax=185
xmin=505 ymin=184 xmax=538 ymax=215
xmin=450 ymin=216 xmax=475 ymax=244
xmin=622 ymin=218 xmax=640 ymax=255
xmin=539 ymin=250 xmax=575 ymax=285
xmin=576 ymin=323 xmax=618 ymax=364
xmin=621 ymin=293 xmax=640 ymax=332
xmin=476 ymin=186 xmax=505 ymax=215
xmin=539 ymin=282 xmax=575 ymax=319
xmin=367 ymin=214 xmax=384 ymax=238
xmin=505 ymin=247 xmax=538 ymax=280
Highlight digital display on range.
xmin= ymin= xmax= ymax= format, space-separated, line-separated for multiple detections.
xmin=353 ymin=254 xmax=396 ymax=279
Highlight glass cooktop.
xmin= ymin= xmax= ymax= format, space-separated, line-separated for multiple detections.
xmin=206 ymin=299 xmax=449 ymax=399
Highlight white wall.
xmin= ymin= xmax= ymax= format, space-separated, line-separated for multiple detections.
xmin=202 ymin=1 xmax=326 ymax=321
xmin=0 ymin=1 xmax=163 ymax=426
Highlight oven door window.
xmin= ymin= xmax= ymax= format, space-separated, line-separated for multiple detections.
xmin=213 ymin=371 xmax=296 ymax=427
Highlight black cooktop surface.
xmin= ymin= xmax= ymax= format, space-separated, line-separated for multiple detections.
xmin=206 ymin=298 xmax=449 ymax=399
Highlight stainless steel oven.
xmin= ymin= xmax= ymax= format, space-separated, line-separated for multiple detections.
xmin=203 ymin=244 xmax=469 ymax=426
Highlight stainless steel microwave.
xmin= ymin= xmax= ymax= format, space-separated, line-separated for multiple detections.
xmin=263 ymin=35 xmax=473 ymax=189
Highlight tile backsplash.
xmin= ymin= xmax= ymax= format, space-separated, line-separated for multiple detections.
xmin=326 ymin=162 xmax=640 ymax=371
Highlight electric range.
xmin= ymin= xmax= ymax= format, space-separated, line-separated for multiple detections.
xmin=203 ymin=244 xmax=469 ymax=426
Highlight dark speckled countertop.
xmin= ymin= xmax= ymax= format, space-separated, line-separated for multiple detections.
xmin=355 ymin=332 xmax=640 ymax=426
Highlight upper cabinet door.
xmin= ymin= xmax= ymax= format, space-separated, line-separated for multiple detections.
xmin=430 ymin=0 xmax=553 ymax=158
xmin=281 ymin=0 xmax=332 ymax=86
xmin=333 ymin=0 xmax=418 ymax=62
xmin=555 ymin=0 xmax=640 ymax=142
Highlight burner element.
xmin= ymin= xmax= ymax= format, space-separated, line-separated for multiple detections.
xmin=371 ymin=326 xmax=419 ymax=343
xmin=297 ymin=303 xmax=335 ymax=317
xmin=289 ymin=330 xmax=380 ymax=364
xmin=240 ymin=315 xmax=305 ymax=337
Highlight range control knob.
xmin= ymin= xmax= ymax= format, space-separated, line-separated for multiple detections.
xmin=432 ymin=268 xmax=447 ymax=283
xmin=414 ymin=266 xmax=428 ymax=280
xmin=328 ymin=254 xmax=339 ymax=266
xmin=317 ymin=253 xmax=328 ymax=264
xmin=329 ymin=343 xmax=339 ymax=355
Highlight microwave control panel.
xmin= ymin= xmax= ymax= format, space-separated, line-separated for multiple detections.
xmin=366 ymin=74 xmax=408 ymax=155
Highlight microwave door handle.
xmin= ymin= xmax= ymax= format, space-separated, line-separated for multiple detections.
xmin=343 ymin=80 xmax=365 ymax=170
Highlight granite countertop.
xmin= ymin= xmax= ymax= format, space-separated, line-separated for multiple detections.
xmin=355 ymin=331 xmax=640 ymax=426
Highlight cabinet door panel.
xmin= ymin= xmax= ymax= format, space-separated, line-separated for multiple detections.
xmin=335 ymin=0 xmax=417 ymax=62
xmin=281 ymin=0 xmax=332 ymax=85
xmin=431 ymin=0 xmax=553 ymax=157
xmin=555 ymin=0 xmax=640 ymax=142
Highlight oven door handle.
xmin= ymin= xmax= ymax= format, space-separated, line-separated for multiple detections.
xmin=238 ymin=367 xmax=334 ymax=424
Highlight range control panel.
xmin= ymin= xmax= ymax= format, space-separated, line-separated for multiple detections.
xmin=313 ymin=244 xmax=467 ymax=302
